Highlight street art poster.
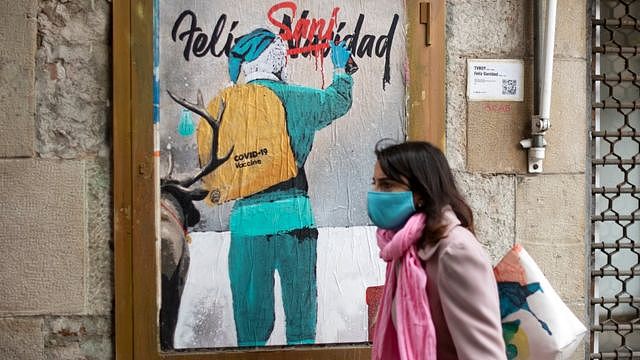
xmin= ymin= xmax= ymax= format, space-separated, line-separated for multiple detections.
xmin=155 ymin=0 xmax=407 ymax=350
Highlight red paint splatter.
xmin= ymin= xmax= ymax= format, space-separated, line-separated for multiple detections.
xmin=483 ymin=104 xmax=512 ymax=113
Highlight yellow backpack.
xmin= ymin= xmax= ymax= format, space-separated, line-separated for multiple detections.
xmin=196 ymin=84 xmax=297 ymax=206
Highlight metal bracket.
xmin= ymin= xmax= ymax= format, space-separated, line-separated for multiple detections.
xmin=533 ymin=114 xmax=550 ymax=132
xmin=520 ymin=115 xmax=548 ymax=173
xmin=420 ymin=2 xmax=431 ymax=46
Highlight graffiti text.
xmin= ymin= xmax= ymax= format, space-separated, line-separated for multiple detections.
xmin=169 ymin=3 xmax=399 ymax=89
xmin=171 ymin=10 xmax=239 ymax=61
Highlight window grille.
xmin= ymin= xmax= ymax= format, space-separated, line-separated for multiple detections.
xmin=591 ymin=1 xmax=640 ymax=359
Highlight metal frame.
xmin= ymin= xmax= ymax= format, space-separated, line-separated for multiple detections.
xmin=590 ymin=1 xmax=640 ymax=358
xmin=113 ymin=0 xmax=446 ymax=358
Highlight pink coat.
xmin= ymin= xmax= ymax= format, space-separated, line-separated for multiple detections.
xmin=417 ymin=209 xmax=507 ymax=360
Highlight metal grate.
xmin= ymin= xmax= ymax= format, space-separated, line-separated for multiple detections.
xmin=591 ymin=1 xmax=640 ymax=359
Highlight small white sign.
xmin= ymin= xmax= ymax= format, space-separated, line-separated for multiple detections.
xmin=467 ymin=59 xmax=524 ymax=101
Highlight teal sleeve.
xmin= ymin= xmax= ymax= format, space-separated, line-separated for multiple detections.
xmin=309 ymin=73 xmax=353 ymax=130
xmin=272 ymin=73 xmax=353 ymax=131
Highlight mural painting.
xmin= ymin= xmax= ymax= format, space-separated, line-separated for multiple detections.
xmin=155 ymin=0 xmax=407 ymax=350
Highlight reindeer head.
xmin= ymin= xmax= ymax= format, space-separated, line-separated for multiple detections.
xmin=160 ymin=180 xmax=207 ymax=227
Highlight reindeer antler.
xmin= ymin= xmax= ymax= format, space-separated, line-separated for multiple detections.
xmin=167 ymin=89 xmax=235 ymax=188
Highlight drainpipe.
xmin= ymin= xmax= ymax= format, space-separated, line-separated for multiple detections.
xmin=521 ymin=0 xmax=557 ymax=173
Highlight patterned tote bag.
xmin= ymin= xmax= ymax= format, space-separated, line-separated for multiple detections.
xmin=493 ymin=244 xmax=587 ymax=360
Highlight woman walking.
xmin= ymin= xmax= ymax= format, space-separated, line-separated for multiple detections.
xmin=368 ymin=140 xmax=506 ymax=360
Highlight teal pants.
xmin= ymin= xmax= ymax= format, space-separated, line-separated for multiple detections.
xmin=228 ymin=229 xmax=318 ymax=346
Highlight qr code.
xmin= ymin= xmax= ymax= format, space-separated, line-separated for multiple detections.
xmin=502 ymin=79 xmax=517 ymax=96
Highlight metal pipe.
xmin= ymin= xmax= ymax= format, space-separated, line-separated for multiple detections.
xmin=533 ymin=0 xmax=542 ymax=112
xmin=521 ymin=0 xmax=557 ymax=173
xmin=539 ymin=0 xmax=557 ymax=124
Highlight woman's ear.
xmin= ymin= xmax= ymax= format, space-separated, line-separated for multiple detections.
xmin=413 ymin=193 xmax=424 ymax=209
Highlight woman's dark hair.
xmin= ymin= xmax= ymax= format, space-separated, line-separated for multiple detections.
xmin=375 ymin=140 xmax=474 ymax=244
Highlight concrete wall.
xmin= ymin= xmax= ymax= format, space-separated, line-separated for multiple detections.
xmin=0 ymin=0 xmax=588 ymax=358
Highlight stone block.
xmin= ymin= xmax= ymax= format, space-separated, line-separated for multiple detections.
xmin=467 ymin=101 xmax=529 ymax=174
xmin=516 ymin=174 xmax=586 ymax=246
xmin=44 ymin=344 xmax=81 ymax=360
xmin=454 ymin=170 xmax=515 ymax=264
xmin=543 ymin=59 xmax=587 ymax=174
xmin=554 ymin=0 xmax=587 ymax=59
xmin=447 ymin=0 xmax=527 ymax=57
xmin=467 ymin=60 xmax=533 ymax=174
xmin=0 ymin=317 xmax=44 ymax=360
xmin=44 ymin=316 xmax=112 ymax=360
xmin=519 ymin=242 xmax=585 ymax=303
xmin=86 ymin=158 xmax=113 ymax=315
xmin=0 ymin=0 xmax=37 ymax=157
xmin=0 ymin=159 xmax=85 ymax=314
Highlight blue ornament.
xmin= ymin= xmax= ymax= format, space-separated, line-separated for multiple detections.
xmin=177 ymin=108 xmax=195 ymax=137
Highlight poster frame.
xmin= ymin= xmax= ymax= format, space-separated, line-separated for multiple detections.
xmin=113 ymin=0 xmax=445 ymax=357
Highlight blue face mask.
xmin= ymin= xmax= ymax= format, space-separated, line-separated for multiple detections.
xmin=367 ymin=191 xmax=416 ymax=230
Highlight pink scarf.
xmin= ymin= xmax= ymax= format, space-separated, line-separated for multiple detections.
xmin=372 ymin=213 xmax=437 ymax=360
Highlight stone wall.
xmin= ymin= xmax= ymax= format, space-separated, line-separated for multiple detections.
xmin=0 ymin=0 xmax=588 ymax=358
xmin=0 ymin=0 xmax=113 ymax=358
xmin=448 ymin=1 xmax=588 ymax=359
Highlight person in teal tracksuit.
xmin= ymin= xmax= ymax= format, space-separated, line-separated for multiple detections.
xmin=225 ymin=28 xmax=354 ymax=346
